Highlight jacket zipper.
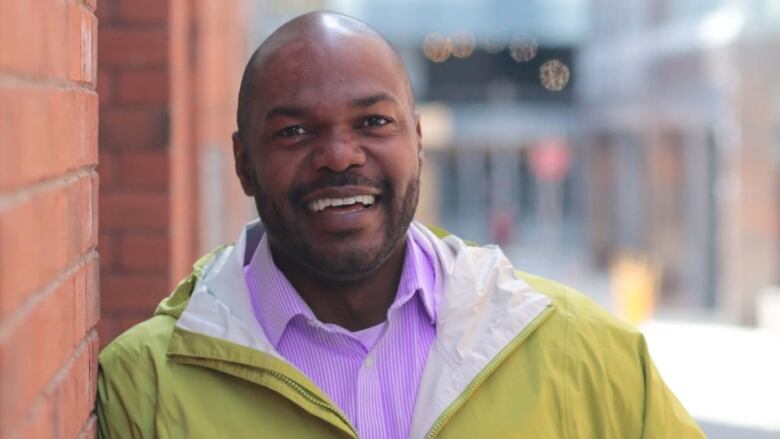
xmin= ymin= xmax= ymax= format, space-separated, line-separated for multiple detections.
xmin=259 ymin=367 xmax=359 ymax=438
xmin=424 ymin=305 xmax=555 ymax=438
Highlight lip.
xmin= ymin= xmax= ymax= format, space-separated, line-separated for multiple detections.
xmin=299 ymin=185 xmax=382 ymax=206
xmin=298 ymin=186 xmax=384 ymax=234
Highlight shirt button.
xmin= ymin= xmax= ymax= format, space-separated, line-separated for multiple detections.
xmin=364 ymin=355 xmax=375 ymax=369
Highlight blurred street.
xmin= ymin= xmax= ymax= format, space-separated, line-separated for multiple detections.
xmin=504 ymin=224 xmax=780 ymax=439
xmin=642 ymin=320 xmax=780 ymax=439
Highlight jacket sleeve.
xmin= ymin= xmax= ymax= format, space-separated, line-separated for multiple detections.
xmin=96 ymin=341 xmax=158 ymax=439
xmin=638 ymin=336 xmax=706 ymax=439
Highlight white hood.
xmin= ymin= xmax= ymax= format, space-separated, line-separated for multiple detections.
xmin=175 ymin=220 xmax=551 ymax=438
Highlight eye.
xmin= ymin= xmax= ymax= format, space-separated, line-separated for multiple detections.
xmin=277 ymin=125 xmax=308 ymax=137
xmin=359 ymin=115 xmax=392 ymax=128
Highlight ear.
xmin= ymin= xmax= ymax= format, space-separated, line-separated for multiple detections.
xmin=414 ymin=109 xmax=424 ymax=162
xmin=232 ymin=131 xmax=256 ymax=196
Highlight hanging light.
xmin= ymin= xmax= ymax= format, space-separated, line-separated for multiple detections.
xmin=539 ymin=59 xmax=571 ymax=91
xmin=423 ymin=33 xmax=453 ymax=63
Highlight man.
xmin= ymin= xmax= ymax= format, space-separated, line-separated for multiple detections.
xmin=97 ymin=11 xmax=704 ymax=439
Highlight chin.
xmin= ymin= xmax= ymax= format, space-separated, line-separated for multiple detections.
xmin=303 ymin=238 xmax=396 ymax=280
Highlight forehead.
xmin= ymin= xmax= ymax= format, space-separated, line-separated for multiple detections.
xmin=253 ymin=35 xmax=408 ymax=110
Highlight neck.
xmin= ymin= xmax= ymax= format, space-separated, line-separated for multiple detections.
xmin=269 ymin=238 xmax=408 ymax=331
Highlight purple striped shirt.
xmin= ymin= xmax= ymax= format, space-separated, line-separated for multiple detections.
xmin=244 ymin=228 xmax=437 ymax=439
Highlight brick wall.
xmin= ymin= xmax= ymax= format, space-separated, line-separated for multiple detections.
xmin=97 ymin=0 xmax=177 ymax=344
xmin=98 ymin=0 xmax=249 ymax=345
xmin=0 ymin=0 xmax=99 ymax=437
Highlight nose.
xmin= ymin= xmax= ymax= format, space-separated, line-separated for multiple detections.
xmin=310 ymin=128 xmax=366 ymax=172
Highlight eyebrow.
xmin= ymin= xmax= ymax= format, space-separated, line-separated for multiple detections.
xmin=264 ymin=105 xmax=307 ymax=121
xmin=350 ymin=92 xmax=398 ymax=108
xmin=264 ymin=92 xmax=398 ymax=121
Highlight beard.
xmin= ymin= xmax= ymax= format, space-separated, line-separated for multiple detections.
xmin=252 ymin=170 xmax=420 ymax=281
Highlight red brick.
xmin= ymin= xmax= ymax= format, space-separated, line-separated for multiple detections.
xmin=86 ymin=258 xmax=101 ymax=330
xmin=14 ymin=396 xmax=54 ymax=439
xmin=95 ymin=0 xmax=114 ymax=23
xmin=98 ymin=231 xmax=116 ymax=270
xmin=0 ymin=1 xmax=46 ymax=72
xmin=119 ymin=232 xmax=169 ymax=270
xmin=101 ymin=273 xmax=169 ymax=312
xmin=44 ymin=0 xmax=70 ymax=78
xmin=54 ymin=334 xmax=98 ymax=439
xmin=83 ymin=91 xmax=100 ymax=165
xmin=82 ymin=0 xmax=97 ymax=12
xmin=49 ymin=88 xmax=99 ymax=171
xmin=116 ymin=150 xmax=169 ymax=190
xmin=97 ymin=318 xmax=116 ymax=350
xmin=99 ymin=108 xmax=169 ymax=150
xmin=97 ymin=70 xmax=113 ymax=105
xmin=0 ymin=260 xmax=93 ymax=433
xmin=74 ymin=255 xmax=100 ymax=340
xmin=100 ymin=192 xmax=169 ymax=230
xmin=97 ymin=150 xmax=117 ymax=189
xmin=98 ymin=28 xmax=168 ymax=67
xmin=80 ymin=172 xmax=99 ymax=250
xmin=0 ymin=86 xmax=48 ymax=191
xmin=73 ymin=260 xmax=89 ymax=341
xmin=116 ymin=68 xmax=169 ymax=105
xmin=118 ymin=0 xmax=169 ymax=23
xmin=0 ymin=0 xmax=68 ymax=78
xmin=0 ymin=86 xmax=98 ymax=191
xmin=0 ymin=179 xmax=94 ymax=322
xmin=68 ymin=1 xmax=97 ymax=84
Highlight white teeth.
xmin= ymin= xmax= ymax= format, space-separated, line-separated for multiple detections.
xmin=306 ymin=195 xmax=376 ymax=212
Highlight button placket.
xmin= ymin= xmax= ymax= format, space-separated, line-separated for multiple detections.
xmin=356 ymin=356 xmax=384 ymax=438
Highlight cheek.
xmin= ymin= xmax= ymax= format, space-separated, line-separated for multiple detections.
xmin=254 ymin=154 xmax=297 ymax=193
xmin=385 ymin=149 xmax=420 ymax=182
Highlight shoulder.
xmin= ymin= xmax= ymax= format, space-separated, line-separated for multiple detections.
xmin=518 ymin=270 xmax=638 ymax=339
xmin=518 ymin=271 xmax=646 ymax=360
xmin=514 ymin=273 xmax=650 ymax=435
xmin=97 ymin=315 xmax=177 ymax=438
xmin=98 ymin=314 xmax=177 ymax=406
xmin=516 ymin=273 xmax=704 ymax=437
xmin=97 ymin=246 xmax=229 ymax=393
xmin=99 ymin=314 xmax=176 ymax=369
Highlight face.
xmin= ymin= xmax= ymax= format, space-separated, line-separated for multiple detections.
xmin=234 ymin=33 xmax=423 ymax=281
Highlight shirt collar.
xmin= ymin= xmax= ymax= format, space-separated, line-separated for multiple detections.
xmin=243 ymin=228 xmax=438 ymax=348
xmin=244 ymin=234 xmax=315 ymax=347
xmin=393 ymin=227 xmax=437 ymax=324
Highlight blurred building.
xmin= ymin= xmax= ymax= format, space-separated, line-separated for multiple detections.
xmin=332 ymin=0 xmax=589 ymax=247
xmin=97 ymin=0 xmax=253 ymax=343
xmin=578 ymin=0 xmax=780 ymax=323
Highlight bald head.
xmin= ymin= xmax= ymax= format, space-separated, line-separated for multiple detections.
xmin=236 ymin=11 xmax=415 ymax=144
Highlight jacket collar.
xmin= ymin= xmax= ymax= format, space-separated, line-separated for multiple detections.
xmin=173 ymin=220 xmax=553 ymax=438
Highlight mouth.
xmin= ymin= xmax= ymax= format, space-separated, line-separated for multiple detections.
xmin=306 ymin=195 xmax=377 ymax=213
xmin=297 ymin=185 xmax=385 ymax=233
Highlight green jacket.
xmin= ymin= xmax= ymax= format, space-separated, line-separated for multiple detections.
xmin=97 ymin=222 xmax=704 ymax=438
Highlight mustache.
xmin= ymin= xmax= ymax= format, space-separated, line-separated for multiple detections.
xmin=289 ymin=172 xmax=388 ymax=204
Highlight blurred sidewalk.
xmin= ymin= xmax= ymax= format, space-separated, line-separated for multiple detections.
xmin=503 ymin=227 xmax=780 ymax=439
xmin=641 ymin=320 xmax=780 ymax=439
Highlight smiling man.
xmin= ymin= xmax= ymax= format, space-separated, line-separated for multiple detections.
xmin=96 ymin=11 xmax=704 ymax=439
